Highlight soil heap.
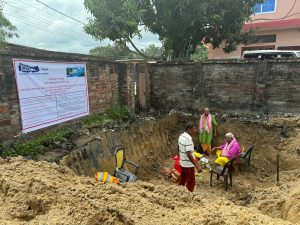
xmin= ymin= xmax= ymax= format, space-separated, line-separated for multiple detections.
xmin=0 ymin=157 xmax=298 ymax=225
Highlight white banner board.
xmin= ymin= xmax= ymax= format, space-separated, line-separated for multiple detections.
xmin=13 ymin=59 xmax=89 ymax=133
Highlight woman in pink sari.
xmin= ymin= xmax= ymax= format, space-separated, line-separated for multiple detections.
xmin=199 ymin=107 xmax=217 ymax=154
xmin=212 ymin=133 xmax=241 ymax=166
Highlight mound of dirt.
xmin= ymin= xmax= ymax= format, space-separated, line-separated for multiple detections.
xmin=1 ymin=113 xmax=300 ymax=225
xmin=0 ymin=157 xmax=297 ymax=225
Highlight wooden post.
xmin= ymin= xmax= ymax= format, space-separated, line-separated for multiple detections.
xmin=276 ymin=151 xmax=280 ymax=185
xmin=275 ymin=130 xmax=281 ymax=186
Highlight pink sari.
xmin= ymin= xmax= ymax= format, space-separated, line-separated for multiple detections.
xmin=221 ymin=138 xmax=237 ymax=157
xmin=199 ymin=114 xmax=212 ymax=133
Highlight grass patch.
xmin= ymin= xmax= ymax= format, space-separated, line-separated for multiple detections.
xmin=2 ymin=128 xmax=73 ymax=157
xmin=83 ymin=105 xmax=132 ymax=126
xmin=1 ymin=106 xmax=133 ymax=158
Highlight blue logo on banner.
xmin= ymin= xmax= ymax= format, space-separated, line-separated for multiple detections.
xmin=18 ymin=63 xmax=40 ymax=73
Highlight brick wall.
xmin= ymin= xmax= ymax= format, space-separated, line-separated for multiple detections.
xmin=148 ymin=59 xmax=300 ymax=113
xmin=0 ymin=44 xmax=134 ymax=145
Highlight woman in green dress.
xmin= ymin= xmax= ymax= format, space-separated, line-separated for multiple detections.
xmin=199 ymin=107 xmax=217 ymax=154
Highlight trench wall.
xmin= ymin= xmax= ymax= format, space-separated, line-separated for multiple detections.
xmin=59 ymin=113 xmax=184 ymax=178
xmin=0 ymin=44 xmax=134 ymax=145
xmin=148 ymin=59 xmax=300 ymax=113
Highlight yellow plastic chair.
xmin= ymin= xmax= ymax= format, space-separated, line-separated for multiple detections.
xmin=114 ymin=147 xmax=139 ymax=182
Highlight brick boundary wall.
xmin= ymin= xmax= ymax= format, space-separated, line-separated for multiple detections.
xmin=0 ymin=44 xmax=134 ymax=145
xmin=148 ymin=59 xmax=300 ymax=113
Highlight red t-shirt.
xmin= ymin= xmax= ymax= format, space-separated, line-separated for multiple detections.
xmin=173 ymin=156 xmax=181 ymax=173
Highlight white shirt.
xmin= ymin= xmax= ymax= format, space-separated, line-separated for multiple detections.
xmin=178 ymin=132 xmax=195 ymax=168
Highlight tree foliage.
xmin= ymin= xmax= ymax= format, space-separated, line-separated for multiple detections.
xmin=0 ymin=1 xmax=18 ymax=48
xmin=84 ymin=0 xmax=263 ymax=59
xmin=141 ymin=44 xmax=163 ymax=59
xmin=191 ymin=45 xmax=208 ymax=62
xmin=89 ymin=43 xmax=139 ymax=59
xmin=90 ymin=43 xmax=163 ymax=60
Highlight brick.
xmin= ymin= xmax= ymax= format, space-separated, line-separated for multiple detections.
xmin=0 ymin=44 xmax=134 ymax=145
xmin=148 ymin=61 xmax=300 ymax=113
xmin=0 ymin=120 xmax=11 ymax=127
xmin=0 ymin=105 xmax=10 ymax=113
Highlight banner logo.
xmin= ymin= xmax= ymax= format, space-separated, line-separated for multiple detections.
xmin=66 ymin=66 xmax=85 ymax=77
xmin=18 ymin=63 xmax=40 ymax=73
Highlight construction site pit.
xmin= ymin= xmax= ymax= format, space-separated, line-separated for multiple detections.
xmin=0 ymin=111 xmax=300 ymax=225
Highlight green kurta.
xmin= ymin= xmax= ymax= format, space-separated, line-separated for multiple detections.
xmin=199 ymin=116 xmax=217 ymax=145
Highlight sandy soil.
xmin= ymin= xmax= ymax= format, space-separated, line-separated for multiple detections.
xmin=0 ymin=157 xmax=298 ymax=225
xmin=0 ymin=113 xmax=299 ymax=225
xmin=155 ymin=160 xmax=300 ymax=224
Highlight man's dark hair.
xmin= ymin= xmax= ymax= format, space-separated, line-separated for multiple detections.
xmin=185 ymin=121 xmax=195 ymax=131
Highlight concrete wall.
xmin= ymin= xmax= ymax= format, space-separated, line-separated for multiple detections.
xmin=0 ymin=44 xmax=134 ymax=145
xmin=148 ymin=59 xmax=300 ymax=113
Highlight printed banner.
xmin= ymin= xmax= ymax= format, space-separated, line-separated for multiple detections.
xmin=13 ymin=59 xmax=89 ymax=133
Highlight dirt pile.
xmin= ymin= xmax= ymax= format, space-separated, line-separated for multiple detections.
xmin=0 ymin=157 xmax=297 ymax=225
xmin=1 ymin=113 xmax=299 ymax=224
xmin=190 ymin=115 xmax=300 ymax=224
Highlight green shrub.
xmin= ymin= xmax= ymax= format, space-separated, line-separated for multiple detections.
xmin=2 ymin=128 xmax=73 ymax=157
xmin=83 ymin=105 xmax=132 ymax=126
xmin=1 ymin=106 xmax=132 ymax=158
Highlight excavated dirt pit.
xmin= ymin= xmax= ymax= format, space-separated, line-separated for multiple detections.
xmin=0 ymin=112 xmax=300 ymax=225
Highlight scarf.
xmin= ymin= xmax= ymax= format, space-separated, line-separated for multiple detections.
xmin=199 ymin=113 xmax=212 ymax=133
xmin=221 ymin=138 xmax=237 ymax=157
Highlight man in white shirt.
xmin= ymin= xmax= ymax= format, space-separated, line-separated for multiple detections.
xmin=178 ymin=122 xmax=202 ymax=192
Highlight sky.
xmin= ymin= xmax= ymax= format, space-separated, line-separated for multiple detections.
xmin=4 ymin=0 xmax=161 ymax=54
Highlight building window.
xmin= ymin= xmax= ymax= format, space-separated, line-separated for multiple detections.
xmin=250 ymin=34 xmax=277 ymax=44
xmin=254 ymin=0 xmax=276 ymax=14
xmin=278 ymin=46 xmax=300 ymax=51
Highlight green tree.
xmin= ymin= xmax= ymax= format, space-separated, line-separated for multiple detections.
xmin=90 ymin=43 xmax=163 ymax=60
xmin=141 ymin=44 xmax=163 ymax=59
xmin=191 ymin=45 xmax=208 ymax=62
xmin=89 ymin=43 xmax=139 ymax=59
xmin=0 ymin=1 xmax=18 ymax=48
xmin=84 ymin=0 xmax=262 ymax=59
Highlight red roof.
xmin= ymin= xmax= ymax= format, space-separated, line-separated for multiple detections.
xmin=243 ymin=18 xmax=300 ymax=31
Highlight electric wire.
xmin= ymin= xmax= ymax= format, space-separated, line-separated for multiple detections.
xmin=6 ymin=14 xmax=93 ymax=42
xmin=35 ymin=0 xmax=85 ymax=25
xmin=6 ymin=4 xmax=71 ymax=26
xmin=6 ymin=4 xmax=96 ymax=43
xmin=6 ymin=0 xmax=158 ymax=54
xmin=8 ymin=15 xmax=140 ymax=57
xmin=9 ymin=0 xmax=73 ymax=23
xmin=32 ymin=0 xmax=150 ymax=48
